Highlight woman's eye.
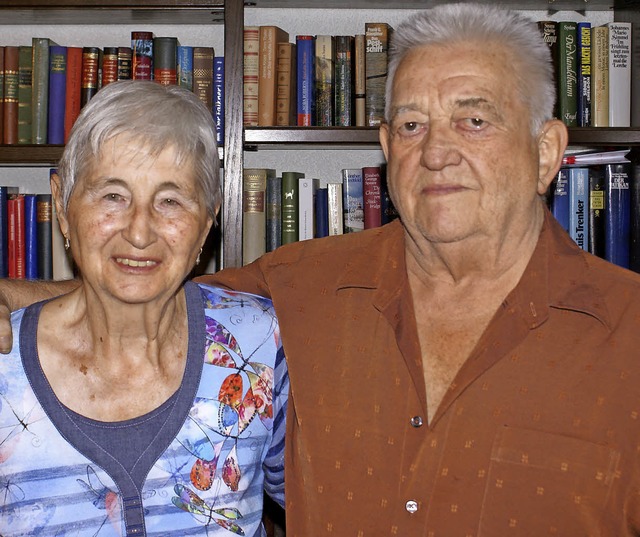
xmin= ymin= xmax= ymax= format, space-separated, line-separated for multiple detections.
xmin=104 ymin=193 xmax=123 ymax=201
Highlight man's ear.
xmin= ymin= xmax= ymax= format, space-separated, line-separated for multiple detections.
xmin=379 ymin=123 xmax=391 ymax=162
xmin=50 ymin=173 xmax=69 ymax=239
xmin=537 ymin=119 xmax=569 ymax=195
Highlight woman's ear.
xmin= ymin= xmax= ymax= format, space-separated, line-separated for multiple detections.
xmin=50 ymin=173 xmax=69 ymax=239
xmin=537 ymin=119 xmax=569 ymax=195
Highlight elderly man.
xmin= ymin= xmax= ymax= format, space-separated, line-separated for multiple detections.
xmin=2 ymin=3 xmax=640 ymax=535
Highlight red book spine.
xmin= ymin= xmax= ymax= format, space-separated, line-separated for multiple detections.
xmin=132 ymin=31 xmax=154 ymax=80
xmin=65 ymin=47 xmax=83 ymax=143
xmin=362 ymin=166 xmax=382 ymax=229
xmin=3 ymin=46 xmax=19 ymax=144
xmin=8 ymin=195 xmax=25 ymax=279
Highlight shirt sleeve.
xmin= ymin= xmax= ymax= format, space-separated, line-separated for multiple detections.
xmin=194 ymin=257 xmax=274 ymax=299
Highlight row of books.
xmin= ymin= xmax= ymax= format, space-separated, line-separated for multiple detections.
xmin=0 ymin=33 xmax=224 ymax=146
xmin=242 ymin=165 xmax=398 ymax=264
xmin=539 ymin=20 xmax=634 ymax=128
xmin=549 ymin=151 xmax=640 ymax=271
xmin=243 ymin=23 xmax=393 ymax=128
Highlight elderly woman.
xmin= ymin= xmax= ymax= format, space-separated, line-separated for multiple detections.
xmin=0 ymin=81 xmax=287 ymax=536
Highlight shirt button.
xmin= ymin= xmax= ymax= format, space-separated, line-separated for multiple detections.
xmin=406 ymin=500 xmax=419 ymax=513
xmin=410 ymin=415 xmax=423 ymax=428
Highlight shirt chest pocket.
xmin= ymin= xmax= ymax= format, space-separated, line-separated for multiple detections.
xmin=478 ymin=426 xmax=621 ymax=536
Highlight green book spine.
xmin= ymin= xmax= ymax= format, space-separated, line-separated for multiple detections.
xmin=18 ymin=46 xmax=32 ymax=145
xmin=31 ymin=37 xmax=52 ymax=144
xmin=281 ymin=171 xmax=304 ymax=245
xmin=558 ymin=21 xmax=578 ymax=127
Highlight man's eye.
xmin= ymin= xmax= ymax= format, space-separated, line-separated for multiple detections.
xmin=464 ymin=117 xmax=486 ymax=129
xmin=398 ymin=121 xmax=424 ymax=135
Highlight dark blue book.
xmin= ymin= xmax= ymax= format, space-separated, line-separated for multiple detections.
xmin=177 ymin=45 xmax=193 ymax=91
xmin=588 ymin=165 xmax=606 ymax=259
xmin=0 ymin=186 xmax=19 ymax=278
xmin=315 ymin=187 xmax=329 ymax=238
xmin=36 ymin=193 xmax=53 ymax=279
xmin=605 ymin=163 xmax=631 ymax=269
xmin=23 ymin=194 xmax=38 ymax=280
xmin=551 ymin=168 xmax=570 ymax=232
xmin=296 ymin=35 xmax=315 ymax=126
xmin=568 ymin=167 xmax=589 ymax=250
xmin=266 ymin=174 xmax=282 ymax=252
xmin=47 ymin=45 xmax=67 ymax=144
xmin=577 ymin=22 xmax=591 ymax=127
xmin=213 ymin=56 xmax=224 ymax=146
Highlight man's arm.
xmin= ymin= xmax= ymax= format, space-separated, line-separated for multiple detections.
xmin=0 ymin=278 xmax=79 ymax=353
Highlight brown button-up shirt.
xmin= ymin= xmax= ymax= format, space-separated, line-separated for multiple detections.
xmin=202 ymin=211 xmax=640 ymax=536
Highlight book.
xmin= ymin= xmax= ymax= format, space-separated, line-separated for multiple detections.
xmin=17 ymin=45 xmax=32 ymax=145
xmin=80 ymin=46 xmax=100 ymax=109
xmin=36 ymin=193 xmax=53 ymax=280
xmin=213 ymin=56 xmax=224 ymax=146
xmin=50 ymin=169 xmax=74 ymax=280
xmin=327 ymin=182 xmax=344 ymax=236
xmin=604 ymin=162 xmax=631 ymax=269
xmin=298 ymin=177 xmax=319 ymax=241
xmin=132 ymin=31 xmax=154 ymax=80
xmin=632 ymin=21 xmax=640 ymax=127
xmin=32 ymin=37 xmax=54 ymax=144
xmin=577 ymin=22 xmax=592 ymax=127
xmin=0 ymin=46 xmax=4 ymax=144
xmin=538 ymin=21 xmax=560 ymax=119
xmin=630 ymin=162 xmax=640 ymax=272
xmin=362 ymin=166 xmax=382 ymax=229
xmin=154 ymin=36 xmax=178 ymax=85
xmin=341 ymin=168 xmax=364 ymax=233
xmin=47 ymin=45 xmax=67 ymax=145
xmin=591 ymin=25 xmax=609 ymax=127
xmin=354 ymin=34 xmax=366 ymax=127
xmin=276 ymin=41 xmax=296 ymax=126
xmin=8 ymin=194 xmax=25 ymax=279
xmin=568 ymin=167 xmax=589 ymax=251
xmin=558 ymin=21 xmax=578 ymax=127
xmin=296 ymin=35 xmax=315 ymax=126
xmin=102 ymin=46 xmax=118 ymax=86
xmin=258 ymin=26 xmax=289 ymax=126
xmin=315 ymin=187 xmax=329 ymax=238
xmin=607 ymin=22 xmax=631 ymax=127
xmin=315 ymin=35 xmax=334 ymax=127
xmin=242 ymin=168 xmax=274 ymax=265
xmin=365 ymin=22 xmax=393 ymax=127
xmin=266 ymin=174 xmax=282 ymax=252
xmin=117 ymin=46 xmax=133 ymax=80
xmin=334 ymin=35 xmax=353 ymax=127
xmin=3 ymin=46 xmax=19 ymax=144
xmin=588 ymin=165 xmax=606 ymax=259
xmin=23 ymin=194 xmax=38 ymax=280
xmin=381 ymin=171 xmax=398 ymax=225
xmin=551 ymin=169 xmax=570 ymax=232
xmin=243 ymin=26 xmax=260 ymax=127
xmin=64 ymin=46 xmax=82 ymax=143
xmin=177 ymin=45 xmax=194 ymax=91
xmin=193 ymin=46 xmax=214 ymax=113
xmin=282 ymin=171 xmax=304 ymax=244
xmin=0 ymin=186 xmax=19 ymax=278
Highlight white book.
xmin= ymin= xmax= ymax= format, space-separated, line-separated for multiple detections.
xmin=327 ymin=182 xmax=344 ymax=236
xmin=607 ymin=22 xmax=632 ymax=127
xmin=298 ymin=177 xmax=319 ymax=241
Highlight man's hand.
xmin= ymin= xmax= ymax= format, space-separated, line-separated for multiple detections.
xmin=0 ymin=300 xmax=12 ymax=353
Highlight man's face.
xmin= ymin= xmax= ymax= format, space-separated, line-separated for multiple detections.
xmin=380 ymin=41 xmax=545 ymax=247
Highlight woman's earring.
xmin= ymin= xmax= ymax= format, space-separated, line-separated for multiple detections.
xmin=64 ymin=237 xmax=70 ymax=251
xmin=196 ymin=248 xmax=202 ymax=265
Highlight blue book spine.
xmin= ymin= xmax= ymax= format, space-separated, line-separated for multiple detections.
xmin=177 ymin=45 xmax=193 ymax=91
xmin=24 ymin=194 xmax=38 ymax=280
xmin=47 ymin=45 xmax=67 ymax=144
xmin=296 ymin=35 xmax=315 ymax=126
xmin=605 ymin=163 xmax=631 ymax=268
xmin=568 ymin=167 xmax=589 ymax=250
xmin=213 ymin=56 xmax=224 ymax=146
xmin=315 ymin=187 xmax=329 ymax=238
xmin=551 ymin=169 xmax=570 ymax=232
xmin=577 ymin=22 xmax=591 ymax=127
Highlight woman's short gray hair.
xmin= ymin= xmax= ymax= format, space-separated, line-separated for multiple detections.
xmin=385 ymin=3 xmax=556 ymax=134
xmin=57 ymin=80 xmax=221 ymax=218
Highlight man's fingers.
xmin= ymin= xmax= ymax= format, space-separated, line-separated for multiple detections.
xmin=0 ymin=303 xmax=14 ymax=354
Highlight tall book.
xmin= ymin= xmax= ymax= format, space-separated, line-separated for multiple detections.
xmin=101 ymin=46 xmax=118 ymax=86
xmin=591 ymin=25 xmax=609 ymax=127
xmin=558 ymin=21 xmax=578 ymax=127
xmin=538 ymin=21 xmax=560 ymax=119
xmin=296 ymin=35 xmax=315 ymax=126
xmin=282 ymin=171 xmax=304 ymax=245
xmin=604 ymin=162 xmax=631 ymax=269
xmin=80 ymin=46 xmax=100 ymax=109
xmin=242 ymin=168 xmax=274 ymax=265
xmin=0 ymin=186 xmax=19 ymax=278
xmin=36 ymin=193 xmax=53 ymax=280
xmin=577 ymin=22 xmax=592 ymax=127
xmin=588 ymin=165 xmax=606 ymax=259
xmin=334 ymin=35 xmax=353 ymax=127
xmin=23 ymin=194 xmax=38 ymax=280
xmin=193 ymin=46 xmax=214 ymax=113
xmin=32 ymin=37 xmax=54 ymax=144
xmin=551 ymin=169 xmax=570 ymax=233
xmin=607 ymin=22 xmax=631 ymax=127
xmin=117 ymin=46 xmax=133 ymax=80
xmin=64 ymin=46 xmax=82 ymax=143
xmin=177 ymin=45 xmax=194 ymax=91
xmin=354 ymin=34 xmax=366 ymax=127
xmin=365 ymin=22 xmax=393 ymax=127
xmin=630 ymin=162 xmax=640 ymax=272
xmin=213 ymin=56 xmax=224 ymax=146
xmin=8 ymin=194 xmax=25 ymax=279
xmin=258 ymin=26 xmax=289 ymax=126
xmin=341 ymin=168 xmax=364 ymax=233
xmin=315 ymin=187 xmax=329 ymax=238
xmin=362 ymin=166 xmax=382 ymax=229
xmin=132 ymin=31 xmax=154 ymax=80
xmin=632 ymin=22 xmax=640 ymax=127
xmin=3 ymin=46 xmax=19 ymax=144
xmin=315 ymin=35 xmax=334 ymax=127
xmin=154 ymin=36 xmax=178 ymax=85
xmin=243 ymin=26 xmax=260 ymax=127
xmin=299 ymin=177 xmax=319 ymax=241
xmin=0 ymin=46 xmax=4 ymax=143
xmin=327 ymin=182 xmax=344 ymax=236
xmin=47 ymin=45 xmax=67 ymax=145
xmin=276 ymin=42 xmax=296 ymax=126
xmin=17 ymin=45 xmax=32 ymax=145
xmin=568 ymin=167 xmax=589 ymax=251
xmin=266 ymin=174 xmax=282 ymax=252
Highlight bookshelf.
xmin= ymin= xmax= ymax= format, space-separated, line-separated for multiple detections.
xmin=1 ymin=0 xmax=640 ymax=269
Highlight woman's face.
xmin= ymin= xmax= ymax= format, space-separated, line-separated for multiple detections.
xmin=55 ymin=136 xmax=213 ymax=306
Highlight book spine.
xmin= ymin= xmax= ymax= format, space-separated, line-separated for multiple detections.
xmin=213 ymin=56 xmax=224 ymax=146
xmin=0 ymin=46 xmax=4 ymax=144
xmin=259 ymin=26 xmax=289 ymax=126
xmin=243 ymin=26 xmax=260 ymax=127
xmin=538 ymin=21 xmax=560 ymax=119
xmin=50 ymin=168 xmax=74 ymax=280
xmin=31 ymin=38 xmax=51 ymax=144
xmin=153 ymin=36 xmax=178 ymax=85
xmin=0 ymin=186 xmax=13 ymax=278
xmin=193 ymin=46 xmax=214 ymax=114
xmin=3 ymin=46 xmax=19 ymax=144
xmin=296 ymin=35 xmax=315 ymax=126
xmin=47 ymin=45 xmax=67 ymax=145
xmin=365 ymin=23 xmax=392 ymax=127
xmin=177 ymin=45 xmax=194 ymax=91
xmin=8 ymin=195 xmax=25 ymax=279
xmin=64 ymin=47 xmax=83 ymax=143
xmin=80 ymin=46 xmax=100 ymax=109
xmin=630 ymin=162 xmax=640 ymax=272
xmin=281 ymin=171 xmax=303 ymax=244
xmin=276 ymin=42 xmax=295 ymax=126
xmin=558 ymin=21 xmax=578 ymax=127
xmin=102 ymin=46 xmax=119 ymax=87
xmin=242 ymin=168 xmax=271 ymax=265
xmin=36 ymin=193 xmax=53 ymax=280
xmin=131 ymin=31 xmax=154 ymax=80
xmin=266 ymin=174 xmax=282 ymax=252
xmin=315 ymin=35 xmax=334 ymax=127
xmin=362 ymin=166 xmax=382 ymax=229
xmin=568 ymin=167 xmax=589 ymax=251
xmin=577 ymin=22 xmax=592 ymax=127
xmin=298 ymin=177 xmax=318 ymax=241
xmin=604 ymin=163 xmax=631 ymax=269
xmin=607 ymin=22 xmax=631 ymax=127
xmin=327 ymin=182 xmax=344 ymax=236
xmin=354 ymin=34 xmax=366 ymax=127
xmin=381 ymin=174 xmax=398 ymax=225
xmin=341 ymin=168 xmax=364 ymax=233
xmin=117 ymin=47 xmax=133 ymax=80
xmin=17 ymin=46 xmax=32 ymax=145
xmin=23 ymin=194 xmax=38 ymax=280
xmin=591 ymin=26 xmax=609 ymax=127
xmin=631 ymin=22 xmax=640 ymax=127
xmin=588 ymin=166 xmax=606 ymax=258
xmin=314 ymin=187 xmax=329 ymax=238
xmin=551 ymin=169 xmax=570 ymax=232
xmin=334 ymin=36 xmax=353 ymax=127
